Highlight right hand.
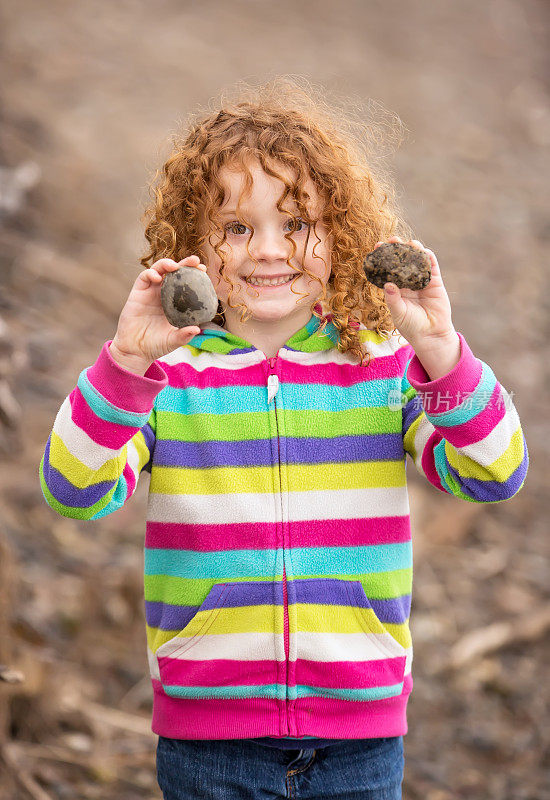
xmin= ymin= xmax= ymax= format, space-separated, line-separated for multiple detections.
xmin=109 ymin=255 xmax=208 ymax=375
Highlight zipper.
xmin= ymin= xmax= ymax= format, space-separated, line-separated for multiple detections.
xmin=266 ymin=354 xmax=290 ymax=724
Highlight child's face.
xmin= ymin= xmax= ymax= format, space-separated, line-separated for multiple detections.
xmin=201 ymin=160 xmax=331 ymax=330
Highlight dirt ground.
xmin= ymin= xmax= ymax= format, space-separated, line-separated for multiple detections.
xmin=1 ymin=0 xmax=549 ymax=798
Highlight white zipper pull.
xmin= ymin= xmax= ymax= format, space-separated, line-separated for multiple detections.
xmin=267 ymin=374 xmax=279 ymax=404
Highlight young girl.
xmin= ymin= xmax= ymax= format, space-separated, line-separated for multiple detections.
xmin=39 ymin=79 xmax=528 ymax=800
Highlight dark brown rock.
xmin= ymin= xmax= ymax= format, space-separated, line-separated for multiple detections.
xmin=161 ymin=266 xmax=219 ymax=328
xmin=363 ymin=242 xmax=432 ymax=290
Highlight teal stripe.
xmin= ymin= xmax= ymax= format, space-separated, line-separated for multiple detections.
xmin=164 ymin=683 xmax=283 ymax=699
xmin=425 ymin=363 xmax=497 ymax=426
xmin=433 ymin=441 xmax=478 ymax=502
xmin=77 ymin=368 xmax=151 ymax=427
xmin=163 ymin=682 xmax=404 ymax=701
xmin=155 ymin=378 xmax=400 ymax=415
xmin=90 ymin=473 xmax=129 ymax=518
xmin=290 ymin=682 xmax=404 ymax=702
xmin=145 ymin=548 xmax=278 ymax=579
xmin=291 ymin=543 xmax=412 ymax=574
xmin=145 ymin=544 xmax=411 ymax=579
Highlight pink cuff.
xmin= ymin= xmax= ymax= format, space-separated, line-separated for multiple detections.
xmin=406 ymin=332 xmax=482 ymax=415
xmin=86 ymin=340 xmax=168 ymax=413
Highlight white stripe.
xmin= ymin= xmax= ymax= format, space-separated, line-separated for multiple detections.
xmin=159 ymin=345 xmax=264 ymax=370
xmin=282 ymin=340 xmax=393 ymax=365
xmin=126 ymin=437 xmax=142 ymax=485
xmin=457 ymin=397 xmax=521 ymax=466
xmin=149 ymin=632 xmax=412 ymax=672
xmin=53 ymin=397 xmax=123 ymax=469
xmin=409 ymin=415 xmax=434 ymax=476
xmin=299 ymin=631 xmax=412 ymax=671
xmin=153 ymin=632 xmax=281 ymax=661
xmin=147 ymin=486 xmax=410 ymax=525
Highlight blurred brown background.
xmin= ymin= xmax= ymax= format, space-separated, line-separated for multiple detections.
xmin=1 ymin=0 xmax=549 ymax=798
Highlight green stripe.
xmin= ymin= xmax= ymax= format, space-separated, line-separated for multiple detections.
xmin=144 ymin=574 xmax=273 ymax=602
xmin=143 ymin=569 xmax=412 ymax=603
xmin=156 ymin=405 xmax=401 ymax=442
xmin=39 ymin=457 xmax=117 ymax=519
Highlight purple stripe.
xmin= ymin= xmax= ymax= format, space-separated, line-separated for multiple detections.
xmin=42 ymin=437 xmax=116 ymax=507
xmin=141 ymin=422 xmax=155 ymax=473
xmin=146 ymin=579 xmax=410 ymax=630
xmin=141 ymin=422 xmax=155 ymax=454
xmin=447 ymin=444 xmax=528 ymax=501
xmin=295 ymin=579 xmax=410 ymax=624
xmin=402 ymin=397 xmax=423 ymax=437
xmin=154 ymin=433 xmax=403 ymax=468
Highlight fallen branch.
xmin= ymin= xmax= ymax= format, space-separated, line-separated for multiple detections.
xmin=67 ymin=698 xmax=153 ymax=737
xmin=0 ymin=742 xmax=55 ymax=800
xmin=434 ymin=603 xmax=550 ymax=673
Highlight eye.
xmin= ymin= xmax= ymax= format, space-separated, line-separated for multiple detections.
xmin=285 ymin=217 xmax=309 ymax=233
xmin=225 ymin=221 xmax=249 ymax=235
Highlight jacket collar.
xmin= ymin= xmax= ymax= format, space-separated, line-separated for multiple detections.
xmin=191 ymin=305 xmax=340 ymax=356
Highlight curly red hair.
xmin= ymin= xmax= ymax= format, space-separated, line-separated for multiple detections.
xmin=140 ymin=76 xmax=414 ymax=365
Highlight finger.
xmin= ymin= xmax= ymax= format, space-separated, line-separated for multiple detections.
xmin=423 ymin=248 xmax=440 ymax=274
xmin=146 ymin=268 xmax=163 ymax=283
xmin=177 ymin=255 xmax=208 ymax=273
xmin=136 ymin=268 xmax=163 ymax=288
xmin=180 ymin=325 xmax=202 ymax=338
xmin=151 ymin=258 xmax=180 ymax=276
xmin=383 ymin=282 xmax=407 ymax=326
xmin=168 ymin=325 xmax=202 ymax=349
xmin=177 ymin=255 xmax=201 ymax=266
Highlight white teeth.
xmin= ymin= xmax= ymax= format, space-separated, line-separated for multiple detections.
xmin=245 ymin=275 xmax=294 ymax=287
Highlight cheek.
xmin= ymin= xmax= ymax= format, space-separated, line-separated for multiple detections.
xmin=304 ymin=243 xmax=331 ymax=282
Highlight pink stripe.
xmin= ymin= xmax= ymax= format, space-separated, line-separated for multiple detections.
xmin=392 ymin=342 xmax=415 ymax=375
xmin=160 ymin=352 xmax=401 ymax=390
xmin=158 ymin=658 xmax=277 ymax=687
xmin=70 ymin=388 xmax=140 ymax=449
xmin=406 ymin=332 xmax=484 ymax=412
xmin=430 ymin=382 xmax=507 ymax=447
xmin=296 ymin=657 xmax=406 ymax=689
xmin=420 ymin=430 xmax=446 ymax=492
xmin=123 ymin=461 xmax=136 ymax=497
xmin=145 ymin=516 xmax=411 ymax=551
xmin=150 ymin=673 xmax=412 ymax=739
xmin=158 ymin=657 xmax=405 ymax=689
xmin=87 ymin=340 xmax=167 ymax=411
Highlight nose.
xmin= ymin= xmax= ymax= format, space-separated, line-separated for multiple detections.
xmin=249 ymin=226 xmax=290 ymax=263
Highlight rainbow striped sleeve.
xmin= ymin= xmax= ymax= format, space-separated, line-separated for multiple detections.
xmin=39 ymin=341 xmax=168 ymax=520
xmin=394 ymin=332 xmax=528 ymax=501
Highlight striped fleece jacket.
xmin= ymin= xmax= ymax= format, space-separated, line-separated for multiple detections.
xmin=39 ymin=311 xmax=528 ymax=743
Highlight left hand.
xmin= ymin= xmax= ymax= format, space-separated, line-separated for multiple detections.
xmin=378 ymin=236 xmax=456 ymax=348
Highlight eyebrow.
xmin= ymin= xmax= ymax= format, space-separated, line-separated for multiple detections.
xmin=219 ymin=207 xmax=305 ymax=217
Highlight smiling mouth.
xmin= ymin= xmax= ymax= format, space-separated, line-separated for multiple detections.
xmin=243 ymin=274 xmax=297 ymax=288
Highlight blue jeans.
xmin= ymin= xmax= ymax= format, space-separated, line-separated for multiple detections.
xmin=156 ymin=735 xmax=404 ymax=799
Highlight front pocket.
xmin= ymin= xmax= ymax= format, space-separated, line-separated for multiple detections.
xmin=155 ymin=580 xmax=278 ymax=700
xmin=294 ymin=578 xmax=407 ymax=703
xmin=155 ymin=582 xmax=235 ymax=662
xmin=346 ymin=580 xmax=408 ymax=660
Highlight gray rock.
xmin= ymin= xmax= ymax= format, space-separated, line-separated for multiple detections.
xmin=363 ymin=242 xmax=431 ymax=290
xmin=161 ymin=266 xmax=219 ymax=328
